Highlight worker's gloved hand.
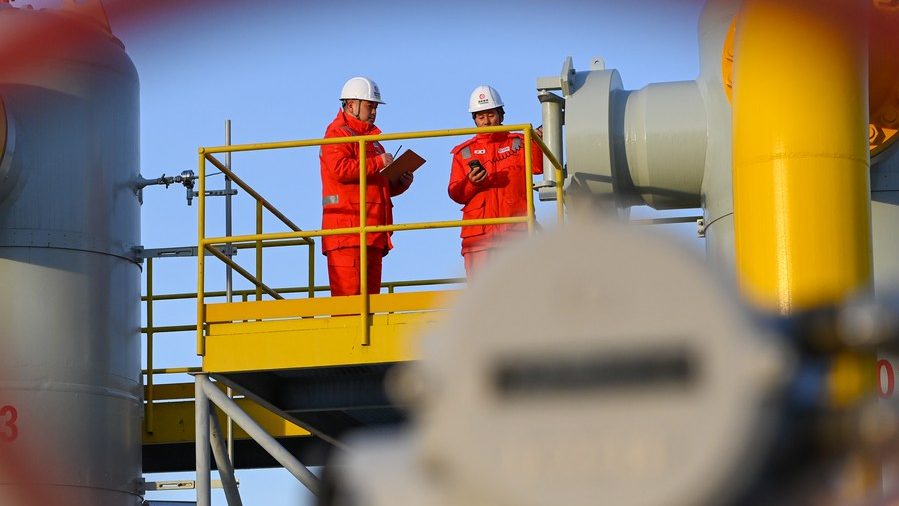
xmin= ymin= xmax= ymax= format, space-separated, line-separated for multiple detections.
xmin=399 ymin=171 xmax=414 ymax=187
xmin=380 ymin=153 xmax=395 ymax=167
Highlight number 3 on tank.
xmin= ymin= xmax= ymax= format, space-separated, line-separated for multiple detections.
xmin=0 ymin=404 xmax=18 ymax=442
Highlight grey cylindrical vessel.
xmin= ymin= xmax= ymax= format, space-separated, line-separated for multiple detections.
xmin=0 ymin=4 xmax=142 ymax=506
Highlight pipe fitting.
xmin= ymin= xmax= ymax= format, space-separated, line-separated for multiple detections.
xmin=549 ymin=58 xmax=707 ymax=210
xmin=537 ymin=89 xmax=565 ymax=200
xmin=871 ymin=125 xmax=886 ymax=145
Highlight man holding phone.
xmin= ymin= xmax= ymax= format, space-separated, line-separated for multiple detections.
xmin=448 ymin=85 xmax=543 ymax=278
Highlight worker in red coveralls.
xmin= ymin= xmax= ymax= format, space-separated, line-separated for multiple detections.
xmin=320 ymin=77 xmax=413 ymax=296
xmin=448 ymin=85 xmax=543 ymax=278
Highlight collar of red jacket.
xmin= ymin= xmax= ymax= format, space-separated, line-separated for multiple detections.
xmin=475 ymin=131 xmax=509 ymax=143
xmin=336 ymin=109 xmax=381 ymax=136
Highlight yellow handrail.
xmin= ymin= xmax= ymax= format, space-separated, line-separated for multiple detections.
xmin=195 ymin=124 xmax=564 ymax=354
xmin=202 ymin=217 xmax=529 ymax=246
xmin=142 ymin=277 xmax=463 ymax=305
xmin=199 ymin=125 xmax=539 ymax=154
xmin=144 ymin=123 xmax=564 ymax=432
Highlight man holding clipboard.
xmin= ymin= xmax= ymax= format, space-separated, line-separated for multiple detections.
xmin=319 ymin=77 xmax=421 ymax=296
xmin=380 ymin=148 xmax=425 ymax=185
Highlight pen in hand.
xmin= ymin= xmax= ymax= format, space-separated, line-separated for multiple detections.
xmin=393 ymin=145 xmax=402 ymax=159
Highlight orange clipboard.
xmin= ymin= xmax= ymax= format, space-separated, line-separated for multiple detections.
xmin=379 ymin=149 xmax=425 ymax=184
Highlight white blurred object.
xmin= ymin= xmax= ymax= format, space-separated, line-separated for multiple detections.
xmin=327 ymin=218 xmax=795 ymax=506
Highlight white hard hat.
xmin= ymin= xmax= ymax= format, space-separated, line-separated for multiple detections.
xmin=340 ymin=77 xmax=386 ymax=104
xmin=468 ymin=85 xmax=504 ymax=113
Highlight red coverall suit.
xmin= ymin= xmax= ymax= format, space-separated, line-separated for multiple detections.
xmin=320 ymin=110 xmax=409 ymax=296
xmin=448 ymin=131 xmax=543 ymax=277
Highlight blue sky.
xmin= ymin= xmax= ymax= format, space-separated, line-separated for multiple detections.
xmin=17 ymin=0 xmax=706 ymax=504
xmin=124 ymin=0 xmax=706 ymax=284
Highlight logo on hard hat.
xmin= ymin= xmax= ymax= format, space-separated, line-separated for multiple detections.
xmin=373 ymin=84 xmax=381 ymax=100
xmin=479 ymin=93 xmax=486 ymax=100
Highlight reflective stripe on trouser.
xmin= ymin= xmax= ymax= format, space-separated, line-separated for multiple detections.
xmin=326 ymin=247 xmax=385 ymax=296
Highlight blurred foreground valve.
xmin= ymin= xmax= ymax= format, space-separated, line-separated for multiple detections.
xmin=321 ymin=219 xmax=795 ymax=506
xmin=321 ymin=217 xmax=899 ymax=506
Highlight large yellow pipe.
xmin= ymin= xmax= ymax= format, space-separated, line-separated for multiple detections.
xmin=732 ymin=0 xmax=872 ymax=313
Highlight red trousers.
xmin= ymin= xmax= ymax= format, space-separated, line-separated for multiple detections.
xmin=463 ymin=249 xmax=494 ymax=279
xmin=326 ymin=247 xmax=385 ymax=296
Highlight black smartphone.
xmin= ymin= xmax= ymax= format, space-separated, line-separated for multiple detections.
xmin=468 ymin=160 xmax=485 ymax=172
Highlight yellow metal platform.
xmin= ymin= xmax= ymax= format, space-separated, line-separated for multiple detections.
xmin=143 ymin=290 xmax=458 ymax=471
xmin=140 ymin=123 xmax=552 ymax=472
xmin=203 ymin=290 xmax=455 ymax=372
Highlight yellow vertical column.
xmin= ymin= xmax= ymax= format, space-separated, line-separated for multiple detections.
xmin=732 ymin=0 xmax=872 ymax=313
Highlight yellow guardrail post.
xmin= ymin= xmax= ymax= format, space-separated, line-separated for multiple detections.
xmin=256 ymin=201 xmax=263 ymax=301
xmin=358 ymin=139 xmax=371 ymax=346
xmin=556 ymin=162 xmax=564 ymax=224
xmin=145 ymin=256 xmax=155 ymax=433
xmin=308 ymin=241 xmax=315 ymax=298
xmin=197 ymin=149 xmax=207 ymax=356
xmin=524 ymin=126 xmax=536 ymax=235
